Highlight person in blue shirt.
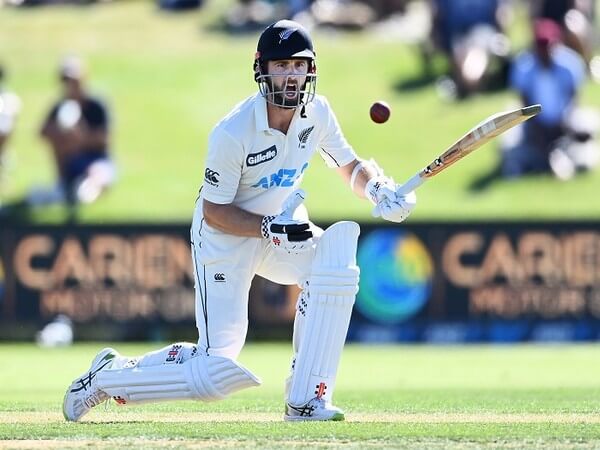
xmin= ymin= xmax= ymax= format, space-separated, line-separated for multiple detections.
xmin=502 ymin=18 xmax=587 ymax=177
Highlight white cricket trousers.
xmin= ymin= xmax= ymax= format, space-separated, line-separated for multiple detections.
xmin=191 ymin=209 xmax=321 ymax=361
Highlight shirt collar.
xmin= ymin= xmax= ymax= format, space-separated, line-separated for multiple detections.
xmin=254 ymin=94 xmax=270 ymax=133
xmin=254 ymin=93 xmax=306 ymax=134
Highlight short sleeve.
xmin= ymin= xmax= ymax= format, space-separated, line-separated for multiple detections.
xmin=559 ymin=47 xmax=586 ymax=88
xmin=202 ymin=128 xmax=244 ymax=204
xmin=84 ymin=99 xmax=109 ymax=130
xmin=317 ymin=98 xmax=357 ymax=168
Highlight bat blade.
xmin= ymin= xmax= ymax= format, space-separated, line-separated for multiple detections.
xmin=397 ymin=104 xmax=541 ymax=194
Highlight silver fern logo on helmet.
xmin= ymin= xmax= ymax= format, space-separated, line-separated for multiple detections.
xmin=278 ymin=29 xmax=296 ymax=44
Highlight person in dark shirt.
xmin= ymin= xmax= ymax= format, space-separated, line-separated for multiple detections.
xmin=429 ymin=0 xmax=511 ymax=99
xmin=29 ymin=56 xmax=116 ymax=205
xmin=0 ymin=65 xmax=21 ymax=184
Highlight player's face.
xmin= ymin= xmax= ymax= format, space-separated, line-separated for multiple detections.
xmin=61 ymin=76 xmax=82 ymax=99
xmin=266 ymin=59 xmax=309 ymax=107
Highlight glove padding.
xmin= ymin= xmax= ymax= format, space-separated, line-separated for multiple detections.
xmin=262 ymin=189 xmax=314 ymax=254
xmin=372 ymin=190 xmax=416 ymax=223
xmin=366 ymin=176 xmax=416 ymax=223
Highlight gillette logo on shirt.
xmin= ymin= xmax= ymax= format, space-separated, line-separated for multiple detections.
xmin=246 ymin=146 xmax=277 ymax=167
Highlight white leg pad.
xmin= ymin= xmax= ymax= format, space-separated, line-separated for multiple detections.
xmin=284 ymin=284 xmax=308 ymax=400
xmin=287 ymin=221 xmax=360 ymax=406
xmin=96 ymin=354 xmax=261 ymax=404
xmin=114 ymin=342 xmax=198 ymax=369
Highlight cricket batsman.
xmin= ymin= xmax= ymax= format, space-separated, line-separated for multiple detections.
xmin=63 ymin=19 xmax=416 ymax=422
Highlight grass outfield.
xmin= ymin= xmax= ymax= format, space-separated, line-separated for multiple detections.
xmin=1 ymin=1 xmax=600 ymax=223
xmin=1 ymin=343 xmax=600 ymax=448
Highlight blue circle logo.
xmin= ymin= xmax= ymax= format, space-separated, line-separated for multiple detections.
xmin=357 ymin=229 xmax=433 ymax=324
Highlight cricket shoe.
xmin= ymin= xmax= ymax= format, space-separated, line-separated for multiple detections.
xmin=284 ymin=397 xmax=345 ymax=422
xmin=62 ymin=347 xmax=118 ymax=422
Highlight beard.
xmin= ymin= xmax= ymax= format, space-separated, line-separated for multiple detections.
xmin=270 ymin=91 xmax=302 ymax=108
xmin=267 ymin=79 xmax=307 ymax=108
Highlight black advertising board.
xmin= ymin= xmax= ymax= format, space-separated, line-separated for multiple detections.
xmin=1 ymin=222 xmax=599 ymax=342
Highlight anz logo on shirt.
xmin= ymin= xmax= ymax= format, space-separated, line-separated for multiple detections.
xmin=252 ymin=162 xmax=309 ymax=189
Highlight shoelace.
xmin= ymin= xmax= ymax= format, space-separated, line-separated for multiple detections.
xmin=310 ymin=398 xmax=326 ymax=409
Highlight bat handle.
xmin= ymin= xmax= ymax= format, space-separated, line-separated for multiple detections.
xmin=396 ymin=173 xmax=425 ymax=196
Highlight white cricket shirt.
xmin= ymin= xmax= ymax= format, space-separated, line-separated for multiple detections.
xmin=198 ymin=93 xmax=357 ymax=218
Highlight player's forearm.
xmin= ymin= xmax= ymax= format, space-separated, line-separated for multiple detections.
xmin=202 ymin=199 xmax=263 ymax=238
xmin=337 ymin=159 xmax=382 ymax=199
xmin=41 ymin=122 xmax=60 ymax=141
xmin=83 ymin=129 xmax=108 ymax=150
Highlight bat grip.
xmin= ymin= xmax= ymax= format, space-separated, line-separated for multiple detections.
xmin=396 ymin=173 xmax=425 ymax=195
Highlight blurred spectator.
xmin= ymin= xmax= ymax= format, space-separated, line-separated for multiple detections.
xmin=3 ymin=0 xmax=110 ymax=6
xmin=225 ymin=0 xmax=406 ymax=31
xmin=28 ymin=56 xmax=116 ymax=206
xmin=427 ymin=0 xmax=512 ymax=99
xmin=158 ymin=0 xmax=203 ymax=12
xmin=226 ymin=0 xmax=290 ymax=30
xmin=500 ymin=19 xmax=599 ymax=180
xmin=36 ymin=315 xmax=73 ymax=347
xmin=288 ymin=0 xmax=310 ymax=17
xmin=365 ymin=0 xmax=408 ymax=20
xmin=0 ymin=65 xmax=21 ymax=194
xmin=530 ymin=0 xmax=596 ymax=65
xmin=309 ymin=0 xmax=375 ymax=29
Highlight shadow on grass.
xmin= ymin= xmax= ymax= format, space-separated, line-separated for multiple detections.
xmin=393 ymin=73 xmax=439 ymax=93
xmin=468 ymin=164 xmax=504 ymax=192
xmin=0 ymin=198 xmax=80 ymax=225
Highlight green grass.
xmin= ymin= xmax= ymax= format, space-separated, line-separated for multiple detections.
xmin=1 ymin=1 xmax=600 ymax=223
xmin=1 ymin=343 xmax=600 ymax=448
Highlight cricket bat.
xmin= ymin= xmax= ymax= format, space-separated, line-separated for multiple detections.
xmin=396 ymin=104 xmax=542 ymax=195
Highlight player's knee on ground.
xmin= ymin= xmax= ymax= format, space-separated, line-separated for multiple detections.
xmin=97 ymin=351 xmax=261 ymax=404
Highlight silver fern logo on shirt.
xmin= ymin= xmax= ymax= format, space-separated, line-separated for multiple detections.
xmin=298 ymin=126 xmax=314 ymax=149
xmin=246 ymin=146 xmax=277 ymax=166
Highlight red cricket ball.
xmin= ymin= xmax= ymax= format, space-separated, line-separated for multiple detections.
xmin=369 ymin=101 xmax=391 ymax=124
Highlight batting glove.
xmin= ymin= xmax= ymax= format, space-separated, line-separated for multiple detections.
xmin=372 ymin=189 xmax=416 ymax=223
xmin=365 ymin=176 xmax=416 ymax=223
xmin=364 ymin=175 xmax=397 ymax=205
xmin=261 ymin=190 xmax=314 ymax=254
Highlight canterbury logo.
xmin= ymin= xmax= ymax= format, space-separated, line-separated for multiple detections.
xmin=214 ymin=273 xmax=226 ymax=282
xmin=298 ymin=126 xmax=314 ymax=148
xmin=204 ymin=168 xmax=219 ymax=186
xmin=279 ymin=29 xmax=296 ymax=43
